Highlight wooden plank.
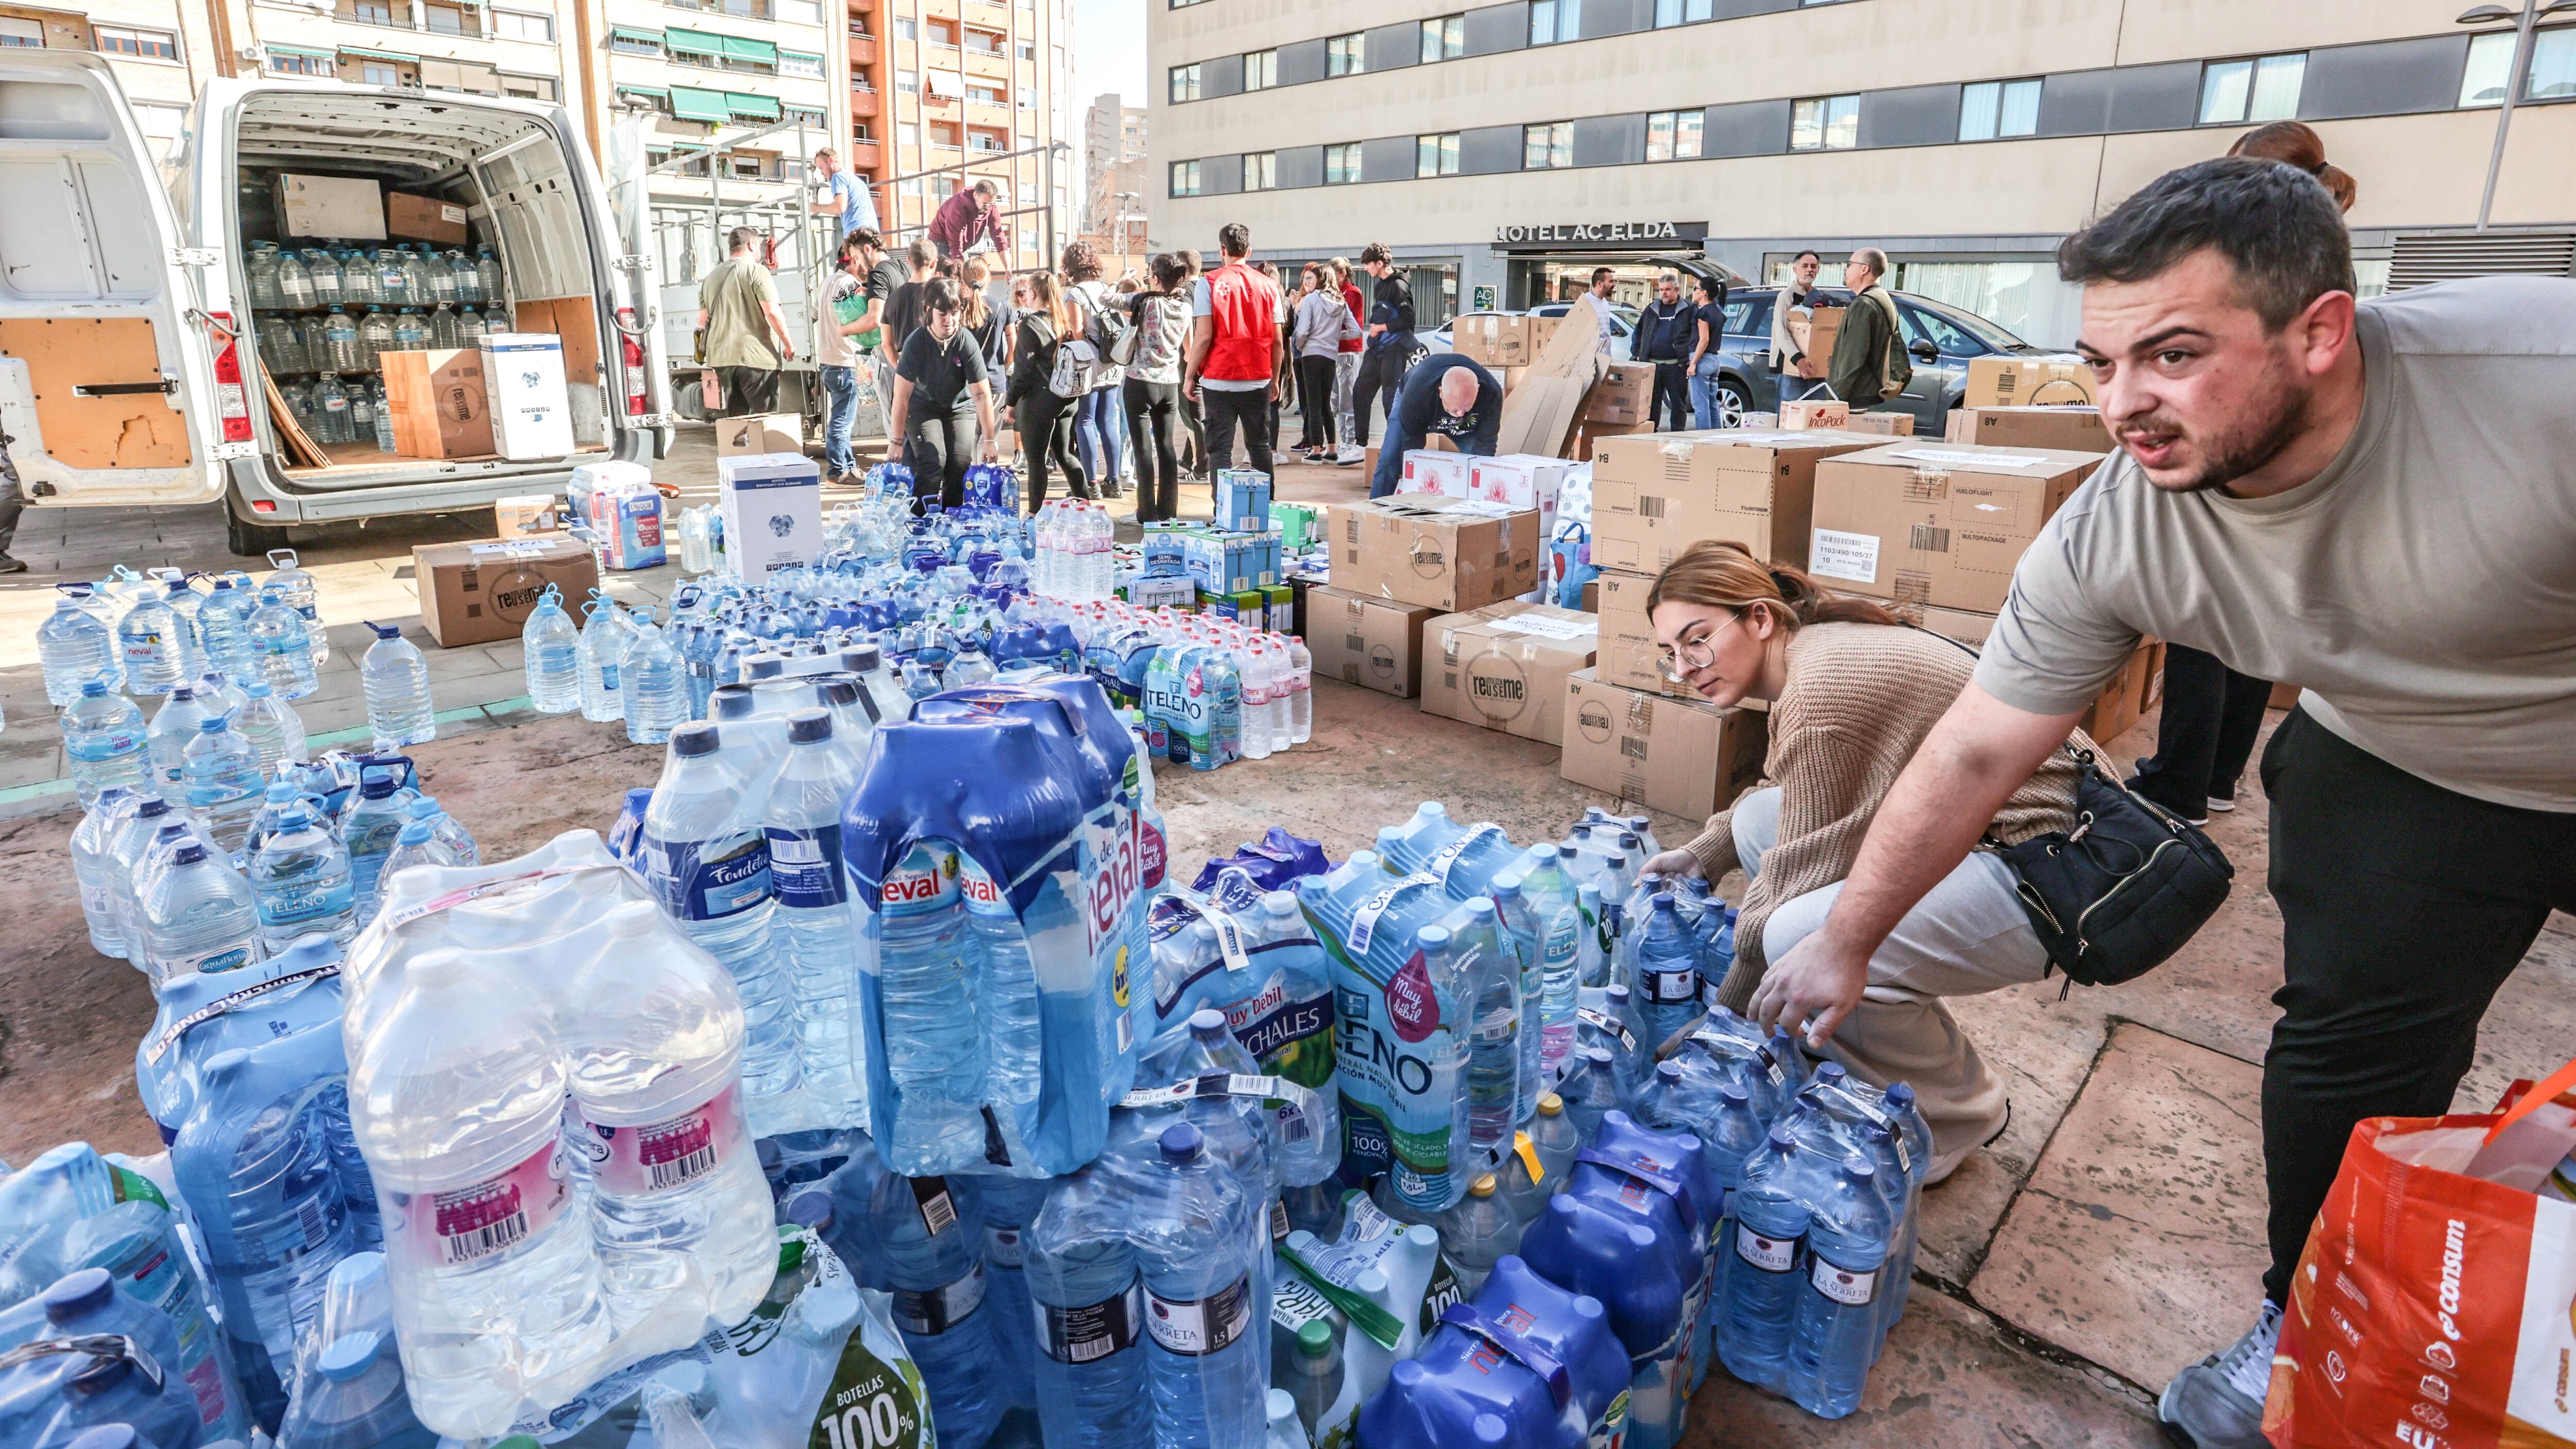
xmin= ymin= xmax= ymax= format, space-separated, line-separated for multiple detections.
xmin=0 ymin=317 xmax=192 ymax=470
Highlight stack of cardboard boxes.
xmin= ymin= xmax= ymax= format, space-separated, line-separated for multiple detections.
xmin=1304 ymin=495 xmax=1550 ymax=703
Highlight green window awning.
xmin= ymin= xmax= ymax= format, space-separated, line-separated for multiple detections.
xmin=664 ymin=27 xmax=722 ymax=55
xmin=781 ymin=49 xmax=821 ymax=68
xmin=669 ymin=86 xmax=731 ymax=122
xmin=608 ymin=25 xmax=663 ymax=44
xmin=724 ymin=91 xmax=781 ymax=121
xmin=617 ymin=83 xmax=669 ymax=98
xmin=720 ymin=34 xmax=776 ymax=65
xmin=265 ymin=41 xmax=333 ymax=59
xmin=338 ymin=45 xmax=416 ymax=61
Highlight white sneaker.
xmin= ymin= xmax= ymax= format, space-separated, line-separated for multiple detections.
xmin=1334 ymin=447 xmax=1364 ymax=467
xmin=2157 ymin=1300 xmax=2282 ymax=1449
xmin=2207 ymin=793 xmax=2238 ymax=814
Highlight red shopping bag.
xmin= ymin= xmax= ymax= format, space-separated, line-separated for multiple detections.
xmin=2269 ymin=1059 xmax=2576 ymax=1447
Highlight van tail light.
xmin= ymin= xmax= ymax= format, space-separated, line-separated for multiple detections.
xmin=209 ymin=311 xmax=254 ymax=444
xmin=617 ymin=308 xmax=648 ymax=417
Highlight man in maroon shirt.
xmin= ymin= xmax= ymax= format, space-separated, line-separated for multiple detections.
xmin=928 ymin=180 xmax=1009 ymax=261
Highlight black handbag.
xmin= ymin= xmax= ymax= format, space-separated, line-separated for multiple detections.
xmin=1998 ymin=746 xmax=2235 ymax=986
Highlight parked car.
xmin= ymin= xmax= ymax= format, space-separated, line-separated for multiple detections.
xmin=1696 ymin=286 xmax=2048 ymax=434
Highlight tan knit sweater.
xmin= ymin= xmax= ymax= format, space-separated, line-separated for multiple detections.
xmin=1685 ymin=623 xmax=2090 ymax=1013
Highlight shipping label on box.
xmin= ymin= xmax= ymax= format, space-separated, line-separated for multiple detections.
xmin=1561 ymin=669 xmax=1769 ymax=820
xmin=718 ymin=452 xmax=823 ymax=581
xmin=382 ymin=348 xmax=493 ymax=459
xmin=1336 ymin=495 xmax=1539 ymax=613
xmin=1399 ymin=449 xmax=1474 ymax=498
xmin=1303 ymin=584 xmax=1436 ymax=697
xmin=1847 ymin=411 xmax=1915 ymax=436
xmin=1589 ymin=430 xmax=1879 ymax=575
xmin=1962 ymin=405 xmax=2113 ymax=454
xmin=1420 ymin=601 xmax=1598 ymax=745
xmin=412 ymin=536 xmax=597 ymax=648
xmin=1806 ymin=442 xmax=2103 ymax=613
xmin=1964 ymin=355 xmax=2096 ymax=409
xmin=717 ymin=413 xmax=803 ymax=457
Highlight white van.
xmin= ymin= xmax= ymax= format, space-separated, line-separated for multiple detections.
xmin=0 ymin=52 xmax=674 ymax=556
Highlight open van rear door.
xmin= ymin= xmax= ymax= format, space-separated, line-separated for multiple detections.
xmin=0 ymin=50 xmax=228 ymax=506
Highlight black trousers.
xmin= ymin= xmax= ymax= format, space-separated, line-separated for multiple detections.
xmin=1124 ymin=378 xmax=1181 ymax=523
xmin=1349 ymin=339 xmax=1420 ymax=451
xmin=1201 ymin=386 xmax=1273 ymax=474
xmin=1015 ymin=390 xmax=1087 ymax=510
xmin=1294 ymin=356 xmax=1340 ymax=451
xmin=714 ymin=366 xmax=779 ymax=418
xmin=2130 ymin=643 xmax=2272 ymax=817
xmin=1649 ymin=361 xmax=1691 ymax=431
xmin=904 ymin=410 xmax=979 ymax=514
xmin=2256 ymin=709 xmax=2576 ymax=1303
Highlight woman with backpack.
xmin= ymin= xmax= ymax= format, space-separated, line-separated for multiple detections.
xmin=1123 ymin=253 xmax=1193 ymax=524
xmin=1005 ymin=270 xmax=1091 ymax=510
xmin=1059 ymin=241 xmax=1128 ymax=500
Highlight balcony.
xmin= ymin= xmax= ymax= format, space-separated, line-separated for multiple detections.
xmin=850 ymin=84 xmax=877 ymax=116
xmin=847 ymin=138 xmax=880 ymax=168
xmin=847 ymin=0 xmax=873 ymax=13
xmin=962 ymin=0 xmax=1009 ymax=25
xmin=958 ymin=46 xmax=1006 ymax=81
xmin=846 ymin=28 xmax=874 ymax=61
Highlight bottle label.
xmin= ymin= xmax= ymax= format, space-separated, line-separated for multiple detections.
xmin=1427 ymin=823 xmax=1505 ymax=887
xmin=1036 ymin=1281 xmax=1143 ymax=1364
xmin=811 ymin=1284 xmax=936 ymax=1449
xmin=1269 ymin=1196 xmax=1291 ymax=1246
xmin=766 ymin=823 xmax=847 ymax=909
xmin=891 ymin=1260 xmax=986 ymax=1335
xmin=256 ymin=872 xmax=353 ymax=930
xmin=982 ymin=1222 xmax=1025 ymax=1268
xmin=168 ymin=942 xmax=255 ymax=976
xmin=1347 ymin=873 xmax=1437 ymax=957
xmin=1809 ymin=1253 xmax=1879 ymax=1306
xmin=1385 ymin=945 xmax=1439 ymax=1044
xmin=600 ymin=663 xmax=620 ymax=691
xmin=644 ymin=828 xmax=771 ymax=921
xmin=580 ymin=1083 xmax=745 ymax=1197
xmin=911 ymin=1175 xmax=958 ymax=1235
xmin=1145 ymin=1271 xmax=1251 ymax=1356
xmin=1644 ymin=966 xmax=1699 ymax=1006
xmin=392 ymin=1133 xmax=573 ymax=1269
xmin=1575 ymin=1008 xmax=1636 ymax=1052
xmin=1736 ymin=1223 xmax=1800 ymax=1274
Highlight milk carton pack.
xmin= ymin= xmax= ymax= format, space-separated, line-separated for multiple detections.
xmin=718 ymin=452 xmax=824 ymax=582
xmin=1216 ymin=469 xmax=1273 ymax=532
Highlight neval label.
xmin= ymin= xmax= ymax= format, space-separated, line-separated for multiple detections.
xmin=1037 ymin=1282 xmax=1143 ymax=1364
xmin=581 ymin=1083 xmax=744 ymax=1197
xmin=1146 ymin=1272 xmax=1251 ymax=1356
xmin=395 ymin=1134 xmax=572 ymax=1269
xmin=893 ymin=1262 xmax=987 ymax=1335
xmin=767 ymin=823 xmax=846 ymax=909
xmin=645 ymin=828 xmax=771 ymax=921
xmin=1809 ymin=1255 xmax=1878 ymax=1306
xmin=1736 ymin=1223 xmax=1800 ymax=1274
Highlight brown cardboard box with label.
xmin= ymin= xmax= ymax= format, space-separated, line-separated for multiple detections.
xmin=1335 ymin=495 xmax=1540 ymax=613
xmin=716 ymin=413 xmax=803 ymax=457
xmin=1590 ymin=430 xmax=1879 ymax=574
xmin=1964 ymin=355 xmax=2097 ymax=408
xmin=1777 ymin=399 xmax=1849 ymax=431
xmin=386 ymin=191 xmax=470 ymax=245
xmin=382 ymin=348 xmax=494 ymax=459
xmin=493 ymin=494 xmax=563 ymax=539
xmin=1806 ymin=442 xmax=2100 ymax=613
xmin=1527 ymin=314 xmax=1561 ymax=356
xmin=1592 ymin=568 xmax=1692 ymax=698
xmin=275 ymin=175 xmax=387 ymax=241
xmin=1581 ymin=363 xmax=1657 ymax=427
xmin=2077 ymin=638 xmax=2159 ymax=744
xmin=1301 ymin=585 xmax=1437 ymax=698
xmin=1848 ymin=411 xmax=1914 ymax=436
xmin=413 ymin=536 xmax=598 ymax=647
xmin=1561 ymin=669 xmax=1770 ymax=820
xmin=1959 ymin=405 xmax=2113 ymax=454
xmin=1419 ymin=602 xmax=1598 ymax=745
xmin=1454 ymin=314 xmax=1530 ymax=367
xmin=1791 ymin=306 xmax=1841 ymax=379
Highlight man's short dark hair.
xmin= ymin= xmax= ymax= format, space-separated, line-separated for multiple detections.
xmin=1793 ymin=249 xmax=1821 ymax=264
xmin=845 ymin=228 xmax=883 ymax=254
xmin=2058 ymin=157 xmax=2356 ymax=331
xmin=1590 ymin=266 xmax=1615 ymax=285
xmin=1359 ymin=242 xmax=1392 ymax=266
xmin=1217 ymin=223 xmax=1251 ymax=258
xmin=727 ymin=226 xmax=757 ymax=253
xmin=923 ymin=277 xmax=963 ymax=314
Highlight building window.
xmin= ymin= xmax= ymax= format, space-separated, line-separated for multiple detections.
xmin=1244 ymin=151 xmax=1275 ymax=191
xmin=611 ymin=29 xmax=662 ymax=55
xmin=1020 ymin=181 xmax=1040 ymax=203
xmin=502 ymin=72 xmax=556 ymax=99
xmin=2198 ymin=52 xmax=2306 ymax=125
xmin=267 ymin=50 xmax=333 ymax=75
xmin=966 ymin=82 xmax=1002 ymax=105
xmin=897 ymin=121 xmax=918 ymax=147
xmin=1645 ymin=109 xmax=1700 ymax=161
xmin=1018 ymin=39 xmax=1035 ymax=60
xmin=1652 ymin=0 xmax=1709 ymax=26
xmin=1170 ymin=159 xmax=1200 ymax=196
xmin=1167 ymin=62 xmax=1199 ymax=103
xmin=778 ymin=0 xmax=820 ymax=23
xmin=1416 ymin=132 xmax=1459 ymax=177
xmin=0 ymin=16 xmax=44 ymax=46
xmin=1243 ymin=48 xmax=1277 ymax=90
xmin=94 ymin=24 xmax=177 ymax=59
xmin=1528 ymin=0 xmax=1579 ymax=45
xmin=1328 ymin=32 xmax=1364 ymax=77
xmin=2463 ymin=27 xmax=2576 ymax=106
xmin=1326 ymin=141 xmax=1363 ymax=184
xmin=361 ymin=61 xmax=399 ymax=85
xmin=488 ymin=8 xmax=551 ymax=40
xmin=1522 ymin=121 xmax=1569 ymax=169
xmin=924 ymin=18 xmax=954 ymax=45
xmin=425 ymin=3 xmax=464 ymax=35
xmin=1790 ymin=93 xmax=1859 ymax=151
xmin=895 ymin=67 xmax=918 ymax=94
xmin=781 ymin=49 xmax=822 ymax=77
xmin=1418 ymin=15 xmax=1463 ymax=62
xmin=1958 ymin=78 xmax=2041 ymax=141
xmin=893 ymin=16 xmax=914 ymax=38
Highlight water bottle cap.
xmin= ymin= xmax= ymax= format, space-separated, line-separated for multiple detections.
xmin=265 ymin=780 xmax=297 ymax=802
xmin=1491 ymin=871 xmax=1523 ymax=894
xmin=1619 ymin=832 xmax=1640 ymax=848
xmin=787 ymin=709 xmax=833 ymax=744
xmin=244 ymin=679 xmax=273 ymax=697
xmin=359 ymin=775 xmax=397 ymax=799
xmin=710 ymin=688 xmax=756 ymax=721
xmin=1885 ymin=1082 xmax=1916 ymax=1110
xmin=1621 ymin=1222 xmax=1656 ymax=1249
xmin=1720 ymin=1081 xmax=1750 ymax=1104
xmin=368 ymin=621 xmax=401 ymax=640
xmin=1418 ymin=800 xmax=1448 ymax=819
xmin=41 ymin=1267 xmax=116 ymax=1322
xmin=168 ymin=686 xmax=194 ymax=701
xmin=1653 ymin=892 xmax=1675 ymax=910
xmin=136 ymin=798 xmax=168 ymax=818
xmin=745 ymin=655 xmax=785 ymax=679
xmin=1188 ymin=1008 xmax=1227 ymax=1037
xmin=397 ymin=820 xmax=432 ymax=845
xmin=783 ymin=1190 xmax=835 ymax=1234
xmin=1464 ymin=896 xmax=1494 ymax=918
xmin=1815 ymin=1061 xmax=1846 ymax=1084
xmin=78 ymin=677 xmax=110 ymax=696
xmin=1415 ymin=924 xmax=1449 ymax=950
xmin=408 ymin=796 xmax=439 ymax=817
xmin=1157 ymin=1121 xmax=1204 ymax=1163
xmin=671 ymin=722 xmax=720 ymax=757
xmin=173 ymin=842 xmax=207 ymax=865
xmin=1473 ymin=1413 xmax=1511 ymax=1445
xmin=1769 ymin=1122 xmax=1800 ymax=1149
xmin=1263 ymin=891 xmax=1298 ymax=916
xmin=1536 ymin=1093 xmax=1563 ymax=1115
xmin=319 ymin=1330 xmax=381 ymax=1380
xmin=818 ymin=678 xmax=859 ymax=708
xmin=1296 ymin=1318 xmax=1335 ymax=1354
xmin=1583 ymin=1046 xmax=1612 ymax=1066
xmin=1470 ymin=1173 xmax=1498 ymax=1196
xmin=1605 ymin=983 xmax=1629 ymax=1004
xmin=1389 ymin=1360 xmax=1427 ymax=1388
xmin=1844 ymin=1155 xmax=1876 ymax=1183
xmin=278 ymin=807 xmax=314 ymax=831
xmin=1657 ymin=1059 xmax=1684 ymax=1082
xmin=843 ymin=644 xmax=883 ymax=671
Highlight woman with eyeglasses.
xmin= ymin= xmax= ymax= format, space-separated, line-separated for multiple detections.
xmin=885 ymin=276 xmax=999 ymax=514
xmin=1643 ymin=538 xmax=2095 ymax=1183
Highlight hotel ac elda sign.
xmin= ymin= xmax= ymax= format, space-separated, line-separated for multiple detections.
xmin=1493 ymin=221 xmax=1711 ymax=244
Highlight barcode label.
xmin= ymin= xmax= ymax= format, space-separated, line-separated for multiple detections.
xmin=649 ymin=1144 xmax=717 ymax=1190
xmin=1908 ymin=524 xmax=1950 ymax=553
xmin=446 ymin=1211 xmax=527 ymax=1264
xmin=1638 ymin=496 xmax=1666 ymax=519
xmin=1620 ymin=736 xmax=1649 ymax=762
xmin=1345 ymin=633 xmax=1365 ymax=653
xmin=914 ymin=1177 xmax=958 ymax=1235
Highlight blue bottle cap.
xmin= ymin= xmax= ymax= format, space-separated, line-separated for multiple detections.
xmin=1158 ymin=1122 xmax=1204 ymax=1163
xmin=135 ymin=798 xmax=168 ymax=819
xmin=1189 ymin=1008 xmax=1227 ymax=1037
xmin=79 ymin=679 xmax=108 ymax=697
xmin=197 ymin=715 xmax=225 ymax=732
xmin=1415 ymin=925 xmax=1449 ymax=950
xmin=1583 ymin=1046 xmax=1612 ymax=1067
xmin=1653 ymin=892 xmax=1675 ymax=910
xmin=1720 ymin=1082 xmax=1750 ymax=1105
xmin=784 ymin=1190 xmax=835 ymax=1233
xmin=1605 ymin=984 xmax=1629 ymax=1005
xmin=1886 ymin=1082 xmax=1917 ymax=1109
xmin=319 ymin=1330 xmax=380 ymax=1381
xmin=265 ymin=781 xmax=297 ymax=802
xmin=41 ymin=1267 xmax=116 ymax=1322
xmin=167 ymin=686 xmax=193 ymax=701
xmin=1656 ymin=1060 xmax=1684 ymax=1083
xmin=1814 ymin=1061 xmax=1846 ymax=1084
xmin=397 ymin=821 xmax=432 ymax=845
xmin=1844 ymin=1156 xmax=1876 ymax=1185
xmin=173 ymin=843 xmax=207 ymax=866
xmin=1472 ymin=1413 xmax=1511 ymax=1445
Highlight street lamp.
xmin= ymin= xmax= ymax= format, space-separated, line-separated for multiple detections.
xmin=2458 ymin=0 xmax=2576 ymax=229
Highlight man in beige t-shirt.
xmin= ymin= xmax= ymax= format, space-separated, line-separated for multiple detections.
xmin=1738 ymin=158 xmax=2576 ymax=1449
xmin=694 ymin=226 xmax=795 ymax=418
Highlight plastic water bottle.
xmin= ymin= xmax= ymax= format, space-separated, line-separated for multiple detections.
xmin=964 ymin=849 xmax=1044 ymax=1129
xmin=1635 ymin=894 xmax=1702 ymax=1054
xmin=1519 ymin=847 xmax=1584 ymax=1071
xmin=248 ymin=244 xmax=283 ymax=308
xmin=114 ymin=587 xmax=185 ymax=697
xmin=404 ymin=795 xmax=478 ymax=865
xmin=1717 ymin=1124 xmax=1814 ymax=1392
xmin=476 ymin=247 xmax=502 ymax=305
xmin=359 ymin=622 xmax=435 ymax=748
xmin=766 ymin=710 xmax=867 ymax=1123
xmin=834 ymin=1145 xmax=1007 ymax=1449
xmin=338 ymin=769 xmax=409 ymax=924
xmin=70 ymin=788 xmax=140 ymax=957
xmin=182 ymin=714 xmax=265 ymax=857
xmin=0 ymin=1269 xmax=207 ymax=1449
xmin=61 ymin=679 xmax=151 ymax=808
xmin=1025 ymin=1223 xmax=1147 ymax=1449
xmin=234 ymin=680 xmax=306 ymax=782
xmin=40 ymin=587 xmax=122 ymax=703
xmin=378 ymin=817 xmax=450 ymax=891
xmin=869 ymin=836 xmax=985 ymax=1166
xmin=1527 ymin=1092 xmax=1580 ymax=1196
xmin=250 ymin=587 xmax=320 ymax=699
xmin=195 ymin=666 xmax=248 ymax=725
xmin=315 ymin=371 xmax=353 ymax=444
xmin=345 ymin=948 xmax=614 ymax=1439
xmin=620 ymin=610 xmax=688 ymax=745
xmin=139 ymin=837 xmax=260 ymax=977
xmin=578 ymin=596 xmax=629 ymax=723
xmin=359 ymin=306 xmax=394 ymax=369
xmin=1434 ymin=1173 xmax=1518 ymax=1298
xmin=391 ymin=308 xmax=427 ymax=352
xmin=448 ymin=249 xmax=481 ymax=304
xmin=1236 ymin=643 xmax=1274 ymax=763
xmin=1557 ymin=1046 xmax=1623 ymax=1146
xmin=1489 ymin=873 xmax=1545 ymax=1115
xmin=248 ymin=800 xmax=357 ymax=950
xmin=520 ymin=588 xmax=580 ymax=714
xmin=1283 ymin=637 xmax=1313 ymax=745
xmin=641 ymin=723 xmax=802 ymax=1116
xmin=278 ymin=247 xmax=314 ymax=306
xmin=427 ymin=302 xmax=460 ymax=350
xmin=102 ymin=796 xmax=177 ymax=950
xmin=1455 ymin=897 xmax=1521 ymax=1154
xmin=276 ymin=1328 xmax=438 ymax=1448
xmin=1785 ymin=1154 xmax=1889 ymax=1418
xmin=1139 ymin=1121 xmax=1265 ymax=1449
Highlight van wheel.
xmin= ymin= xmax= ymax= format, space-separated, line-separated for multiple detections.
xmin=226 ymin=503 xmax=290 ymax=557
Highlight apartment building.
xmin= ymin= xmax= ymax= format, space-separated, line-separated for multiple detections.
xmin=845 ymin=0 xmax=1076 ymax=273
xmin=1149 ymin=0 xmax=2576 ymax=346
xmin=1082 ymin=91 xmax=1147 ymax=250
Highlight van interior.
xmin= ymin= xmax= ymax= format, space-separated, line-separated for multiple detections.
xmin=230 ymin=89 xmax=616 ymax=485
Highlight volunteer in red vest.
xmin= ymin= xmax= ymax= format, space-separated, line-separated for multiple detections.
xmin=1182 ymin=222 xmax=1284 ymax=475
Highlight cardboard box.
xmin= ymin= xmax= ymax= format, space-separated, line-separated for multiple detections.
xmin=1847 ymin=411 xmax=1915 ymax=437
xmin=1580 ymin=577 xmax=1598 ymax=613
xmin=1589 ymin=429 xmax=1879 ymax=574
xmin=1958 ymin=405 xmax=2113 ymax=455
xmin=1334 ymin=495 xmax=1540 ymax=613
xmin=1806 ymin=442 xmax=2103 ymax=613
xmin=2141 ymin=640 xmax=2166 ymax=711
xmin=718 ymin=452 xmax=823 ymax=582
xmin=1273 ymin=501 xmax=1323 ymax=553
xmin=716 ymin=413 xmax=803 ymax=457
xmin=386 ymin=191 xmax=470 ymax=245
xmin=494 ymin=493 xmax=562 ymax=538
xmin=1778 ymin=399 xmax=1849 ymax=431
xmin=1790 ymin=306 xmax=1841 ymax=379
xmin=412 ymin=536 xmax=597 ymax=648
xmin=1419 ymin=601 xmax=1598 ymax=745
xmin=1902 ymin=604 xmax=1997 ymax=645
xmin=1215 ymin=470 xmax=1272 ymax=531
xmin=1526 ymin=314 xmax=1561 ymax=357
xmin=1467 ymin=454 xmax=1576 ymax=516
xmin=1561 ymin=669 xmax=1770 ymax=820
xmin=1398 ymin=449 xmax=1474 ymax=498
xmin=1302 ymin=584 xmax=1436 ymax=697
xmin=1581 ymin=363 xmax=1656 ymax=427
xmin=480 ymin=333 xmax=574 ymax=460
xmin=2270 ymin=681 xmax=2302 ymax=710
xmin=275 ymin=174 xmax=388 ymax=242
xmin=1453 ymin=314 xmax=1530 ymax=367
xmin=1964 ymin=355 xmax=2096 ymax=408
xmin=381 ymin=348 xmax=493 ymax=460
xmin=2078 ymin=639 xmax=2157 ymax=744
xmin=1590 ymin=567 xmax=1692 ymax=697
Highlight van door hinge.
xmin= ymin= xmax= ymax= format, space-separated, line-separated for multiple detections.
xmin=212 ymin=441 xmax=259 ymax=462
xmin=170 ymin=248 xmax=220 ymax=268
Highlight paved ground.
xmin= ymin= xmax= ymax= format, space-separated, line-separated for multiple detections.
xmin=4 ymin=428 xmax=2570 ymax=1446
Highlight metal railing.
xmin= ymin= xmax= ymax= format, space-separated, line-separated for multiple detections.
xmin=876 ymin=137 xmax=1069 ymax=272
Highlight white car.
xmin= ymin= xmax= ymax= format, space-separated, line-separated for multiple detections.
xmin=1423 ymin=304 xmax=1637 ymax=362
